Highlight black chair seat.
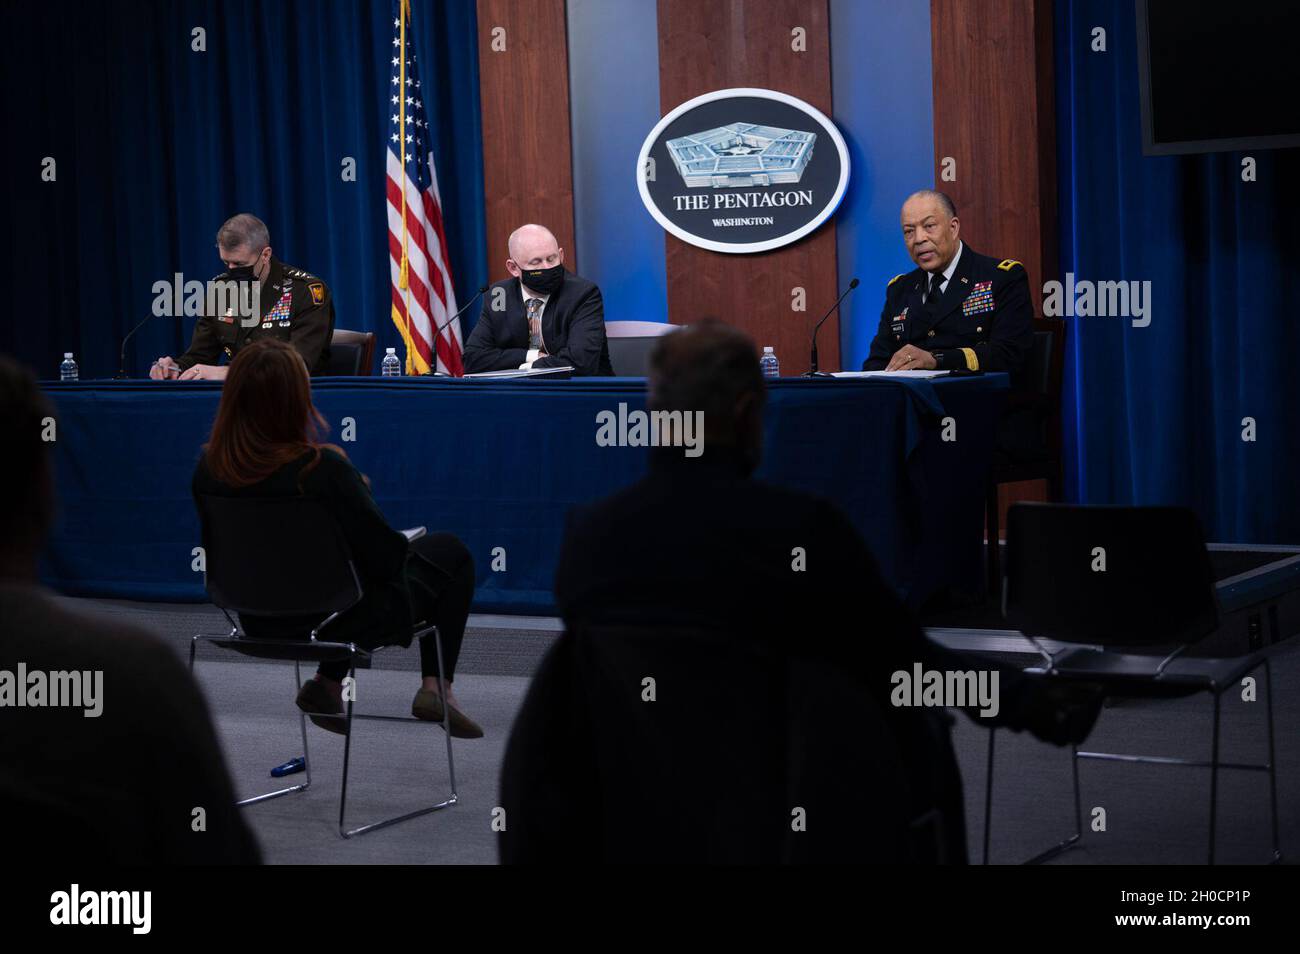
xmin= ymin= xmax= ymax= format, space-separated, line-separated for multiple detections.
xmin=204 ymin=635 xmax=373 ymax=666
xmin=191 ymin=494 xmax=456 ymax=838
xmin=983 ymin=503 xmax=1282 ymax=865
xmin=1033 ymin=647 xmax=1263 ymax=694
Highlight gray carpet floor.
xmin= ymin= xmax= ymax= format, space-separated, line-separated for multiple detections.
xmin=53 ymin=595 xmax=1300 ymax=865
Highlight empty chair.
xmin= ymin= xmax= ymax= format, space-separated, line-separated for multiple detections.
xmin=983 ymin=503 xmax=1281 ymax=864
xmin=605 ymin=320 xmax=677 ymax=376
xmin=326 ymin=329 xmax=376 ymax=375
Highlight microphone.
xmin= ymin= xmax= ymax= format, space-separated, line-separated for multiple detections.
xmin=423 ymin=284 xmax=488 ymax=375
xmin=804 ymin=277 xmax=859 ymax=378
xmin=118 ymin=313 xmax=160 ymax=379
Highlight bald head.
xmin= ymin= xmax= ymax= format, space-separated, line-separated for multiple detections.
xmin=507 ymin=224 xmax=561 ymax=268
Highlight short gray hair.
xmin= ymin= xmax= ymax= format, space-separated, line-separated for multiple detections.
xmin=905 ymin=189 xmax=957 ymax=219
xmin=216 ymin=213 xmax=270 ymax=252
xmin=648 ymin=319 xmax=763 ymax=432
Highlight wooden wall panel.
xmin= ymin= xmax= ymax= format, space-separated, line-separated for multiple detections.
xmin=657 ymin=0 xmax=838 ymax=374
xmin=930 ymin=0 xmax=1057 ymax=312
xmin=931 ymin=0 xmax=1060 ymax=531
xmin=476 ymin=0 xmax=576 ymax=281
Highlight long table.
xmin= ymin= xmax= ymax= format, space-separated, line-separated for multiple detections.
xmin=39 ymin=374 xmax=1008 ymax=614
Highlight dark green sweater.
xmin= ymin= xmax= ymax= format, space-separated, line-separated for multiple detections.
xmin=192 ymin=447 xmax=414 ymax=646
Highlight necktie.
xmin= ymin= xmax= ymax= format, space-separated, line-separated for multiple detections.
xmin=928 ymin=271 xmax=944 ymax=303
xmin=526 ymin=298 xmax=543 ymax=350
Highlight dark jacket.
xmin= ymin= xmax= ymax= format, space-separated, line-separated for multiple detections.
xmin=864 ymin=244 xmax=1032 ymax=383
xmin=179 ymin=258 xmax=335 ymax=375
xmin=0 ymin=581 xmax=261 ymax=864
xmin=462 ymin=272 xmax=613 ymax=376
xmin=192 ymin=447 xmax=414 ymax=646
xmin=502 ymin=447 xmax=1060 ymax=863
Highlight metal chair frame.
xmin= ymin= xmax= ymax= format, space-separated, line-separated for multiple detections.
xmin=982 ymin=631 xmax=1281 ymax=865
xmin=190 ymin=605 xmax=457 ymax=839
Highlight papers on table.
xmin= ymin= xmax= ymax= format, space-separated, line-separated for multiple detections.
xmin=462 ymin=365 xmax=574 ymax=379
xmin=830 ymin=369 xmax=949 ymax=379
xmin=401 ymin=526 xmax=427 ymax=542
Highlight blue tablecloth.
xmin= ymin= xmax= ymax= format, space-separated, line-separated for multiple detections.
xmin=39 ymin=374 xmax=1007 ymax=613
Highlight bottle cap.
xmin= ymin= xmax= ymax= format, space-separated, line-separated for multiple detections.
xmin=763 ymin=346 xmax=774 ymax=353
xmin=386 ymin=347 xmax=396 ymax=354
xmin=64 ymin=352 xmax=73 ymax=358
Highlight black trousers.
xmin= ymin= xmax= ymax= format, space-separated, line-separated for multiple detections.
xmin=318 ymin=532 xmax=475 ymax=683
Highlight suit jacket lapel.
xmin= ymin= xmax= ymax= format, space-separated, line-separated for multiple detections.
xmin=901 ymin=274 xmax=926 ymax=330
xmin=512 ymin=280 xmax=531 ymax=346
xmin=541 ymin=277 xmax=566 ymax=351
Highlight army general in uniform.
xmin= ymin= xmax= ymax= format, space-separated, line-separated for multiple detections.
xmin=151 ymin=213 xmax=335 ymax=380
xmin=863 ymin=190 xmax=1031 ymax=381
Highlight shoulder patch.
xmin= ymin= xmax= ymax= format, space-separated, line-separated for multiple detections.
xmin=308 ymin=282 xmax=326 ymax=305
xmin=996 ymin=259 xmax=1022 ymax=272
xmin=888 ymin=273 xmax=905 ymax=287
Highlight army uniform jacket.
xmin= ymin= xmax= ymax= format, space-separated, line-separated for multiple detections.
xmin=177 ymin=258 xmax=335 ymax=375
xmin=863 ymin=244 xmax=1032 ymax=381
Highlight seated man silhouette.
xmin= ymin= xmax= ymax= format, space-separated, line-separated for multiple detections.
xmin=500 ymin=320 xmax=1099 ymax=863
xmin=0 ymin=354 xmax=260 ymax=863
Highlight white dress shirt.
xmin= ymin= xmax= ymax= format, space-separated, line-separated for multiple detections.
xmin=923 ymin=240 xmax=964 ymax=303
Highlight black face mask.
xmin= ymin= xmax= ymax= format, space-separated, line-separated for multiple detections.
xmin=226 ymin=263 xmax=257 ymax=284
xmin=517 ymin=263 xmax=564 ymax=296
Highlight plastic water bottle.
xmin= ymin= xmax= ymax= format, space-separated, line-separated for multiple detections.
xmin=59 ymin=353 xmax=78 ymax=381
xmin=381 ymin=347 xmax=401 ymax=377
xmin=760 ymin=346 xmax=779 ymax=379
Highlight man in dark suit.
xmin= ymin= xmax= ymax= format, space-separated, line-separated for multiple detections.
xmin=462 ymin=223 xmax=612 ymax=376
xmin=864 ymin=190 xmax=1032 ymax=383
xmin=501 ymin=321 xmax=1100 ymax=863
xmin=0 ymin=354 xmax=260 ymax=863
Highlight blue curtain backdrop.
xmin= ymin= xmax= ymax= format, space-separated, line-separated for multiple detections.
xmin=0 ymin=0 xmax=485 ymax=380
xmin=1055 ymin=0 xmax=1299 ymax=543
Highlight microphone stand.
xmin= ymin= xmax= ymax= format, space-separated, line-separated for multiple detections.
xmin=117 ymin=314 xmax=158 ymax=379
xmin=803 ymin=278 xmax=859 ymax=378
xmin=423 ymin=284 xmax=489 ymax=376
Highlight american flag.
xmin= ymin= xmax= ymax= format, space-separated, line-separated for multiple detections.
xmin=387 ymin=0 xmax=462 ymax=375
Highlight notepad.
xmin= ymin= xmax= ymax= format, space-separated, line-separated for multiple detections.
xmin=462 ymin=365 xmax=574 ymax=379
xmin=830 ymin=369 xmax=949 ymax=379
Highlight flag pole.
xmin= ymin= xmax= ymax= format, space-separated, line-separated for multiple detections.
xmin=398 ymin=0 xmax=415 ymax=374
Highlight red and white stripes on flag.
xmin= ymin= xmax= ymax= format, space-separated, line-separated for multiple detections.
xmin=387 ymin=2 xmax=462 ymax=376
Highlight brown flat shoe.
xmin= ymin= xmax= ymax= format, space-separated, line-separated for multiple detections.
xmin=411 ymin=688 xmax=484 ymax=739
xmin=296 ymin=678 xmax=347 ymax=736
xmin=411 ymin=687 xmax=445 ymax=723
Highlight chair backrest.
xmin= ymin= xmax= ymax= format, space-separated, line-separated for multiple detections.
xmin=326 ymin=329 xmax=376 ymax=376
xmin=605 ymin=321 xmax=678 ymax=376
xmin=195 ymin=494 xmax=361 ymax=617
xmin=500 ymin=623 xmax=953 ymax=863
xmin=1004 ymin=503 xmax=1219 ymax=648
xmin=1028 ymin=319 xmax=1058 ymax=396
xmin=605 ymin=320 xmax=678 ymax=338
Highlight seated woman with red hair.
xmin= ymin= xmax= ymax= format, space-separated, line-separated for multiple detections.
xmin=192 ymin=338 xmax=482 ymax=738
